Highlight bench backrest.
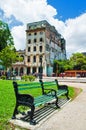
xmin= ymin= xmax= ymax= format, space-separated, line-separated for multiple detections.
xmin=39 ymin=79 xmax=68 ymax=91
xmin=13 ymin=81 xmax=42 ymax=98
xmin=13 ymin=80 xmax=63 ymax=99
xmin=39 ymin=79 xmax=58 ymax=94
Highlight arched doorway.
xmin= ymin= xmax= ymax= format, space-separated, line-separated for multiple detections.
xmin=15 ymin=67 xmax=18 ymax=76
xmin=20 ymin=67 xmax=23 ymax=76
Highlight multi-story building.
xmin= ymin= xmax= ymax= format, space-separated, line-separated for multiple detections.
xmin=12 ymin=20 xmax=66 ymax=76
xmin=25 ymin=20 xmax=66 ymax=76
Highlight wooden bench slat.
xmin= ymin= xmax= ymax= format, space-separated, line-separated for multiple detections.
xmin=57 ymin=90 xmax=67 ymax=96
xmin=34 ymin=95 xmax=55 ymax=106
xmin=18 ymin=85 xmax=40 ymax=90
xmin=18 ymin=82 xmax=41 ymax=90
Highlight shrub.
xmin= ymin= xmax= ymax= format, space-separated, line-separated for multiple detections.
xmin=21 ymin=75 xmax=36 ymax=81
xmin=28 ymin=75 xmax=36 ymax=81
xmin=1 ymin=75 xmax=6 ymax=80
xmin=21 ymin=75 xmax=29 ymax=81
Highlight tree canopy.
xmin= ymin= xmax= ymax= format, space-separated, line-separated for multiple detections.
xmin=0 ymin=46 xmax=22 ymax=70
xmin=53 ymin=52 xmax=86 ymax=75
xmin=69 ymin=53 xmax=86 ymax=70
xmin=0 ymin=20 xmax=14 ymax=51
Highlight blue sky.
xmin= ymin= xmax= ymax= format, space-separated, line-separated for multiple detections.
xmin=0 ymin=0 xmax=86 ymax=58
xmin=47 ymin=0 xmax=86 ymax=21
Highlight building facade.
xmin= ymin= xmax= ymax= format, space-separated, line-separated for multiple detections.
xmin=12 ymin=20 xmax=66 ymax=76
xmin=12 ymin=50 xmax=26 ymax=76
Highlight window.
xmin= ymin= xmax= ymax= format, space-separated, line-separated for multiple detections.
xmin=28 ymin=47 xmax=30 ymax=52
xmin=33 ymin=46 xmax=36 ymax=51
xmin=28 ymin=39 xmax=31 ymax=44
xmin=39 ymin=46 xmax=42 ymax=52
xmin=39 ymin=55 xmax=42 ymax=62
xmin=52 ymin=48 xmax=54 ymax=52
xmin=34 ymin=38 xmax=37 ymax=43
xmin=29 ymin=26 xmax=31 ymax=29
xmin=33 ymin=56 xmax=36 ymax=62
xmin=34 ymin=32 xmax=37 ymax=35
xmin=28 ymin=56 xmax=30 ymax=62
xmin=46 ymin=44 xmax=49 ymax=51
xmin=33 ymin=67 xmax=36 ymax=73
xmin=28 ymin=33 xmax=31 ymax=36
xmin=40 ymin=37 xmax=43 ymax=42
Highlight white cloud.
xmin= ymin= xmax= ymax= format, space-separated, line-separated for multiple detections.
xmin=0 ymin=0 xmax=86 ymax=58
xmin=0 ymin=0 xmax=57 ymax=23
xmin=11 ymin=25 xmax=26 ymax=50
xmin=63 ymin=13 xmax=86 ymax=57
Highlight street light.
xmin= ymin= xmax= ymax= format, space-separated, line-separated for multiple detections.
xmin=39 ymin=55 xmax=43 ymax=80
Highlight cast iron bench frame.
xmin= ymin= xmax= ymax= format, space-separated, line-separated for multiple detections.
xmin=12 ymin=80 xmax=69 ymax=125
xmin=12 ymin=81 xmax=58 ymax=125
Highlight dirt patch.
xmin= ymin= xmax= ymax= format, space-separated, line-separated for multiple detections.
xmin=72 ymin=87 xmax=82 ymax=100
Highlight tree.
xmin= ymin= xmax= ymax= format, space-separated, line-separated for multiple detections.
xmin=53 ymin=60 xmax=66 ymax=75
xmin=53 ymin=60 xmax=58 ymax=75
xmin=0 ymin=20 xmax=14 ymax=51
xmin=53 ymin=52 xmax=86 ymax=76
xmin=0 ymin=46 xmax=21 ymax=71
xmin=69 ymin=53 xmax=86 ymax=70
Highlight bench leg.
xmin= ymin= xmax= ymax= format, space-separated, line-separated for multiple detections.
xmin=55 ymin=97 xmax=60 ymax=108
xmin=12 ymin=104 xmax=19 ymax=119
xmin=30 ymin=105 xmax=36 ymax=125
xmin=65 ymin=92 xmax=70 ymax=100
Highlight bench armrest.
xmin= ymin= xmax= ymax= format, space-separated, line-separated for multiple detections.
xmin=43 ymin=88 xmax=57 ymax=96
xmin=55 ymin=79 xmax=68 ymax=90
xmin=58 ymin=85 xmax=68 ymax=90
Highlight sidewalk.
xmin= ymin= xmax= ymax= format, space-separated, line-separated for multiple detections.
xmin=36 ymin=82 xmax=86 ymax=130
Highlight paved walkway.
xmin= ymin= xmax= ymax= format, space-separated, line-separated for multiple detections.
xmin=36 ymin=82 xmax=86 ymax=130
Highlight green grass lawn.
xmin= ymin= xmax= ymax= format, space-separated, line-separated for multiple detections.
xmin=0 ymin=79 xmax=81 ymax=130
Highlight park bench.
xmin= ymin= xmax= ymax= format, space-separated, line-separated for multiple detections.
xmin=12 ymin=81 xmax=58 ymax=125
xmin=12 ymin=80 xmax=69 ymax=125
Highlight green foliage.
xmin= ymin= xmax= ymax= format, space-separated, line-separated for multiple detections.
xmin=69 ymin=53 xmax=86 ymax=70
xmin=54 ymin=53 xmax=86 ymax=75
xmin=21 ymin=75 xmax=29 ymax=81
xmin=28 ymin=75 xmax=36 ymax=81
xmin=21 ymin=75 xmax=36 ymax=81
xmin=53 ymin=60 xmax=70 ymax=75
xmin=0 ymin=80 xmax=15 ymax=129
xmin=68 ymin=87 xmax=75 ymax=98
xmin=0 ymin=46 xmax=20 ymax=70
xmin=0 ymin=20 xmax=14 ymax=51
xmin=1 ymin=75 xmax=6 ymax=80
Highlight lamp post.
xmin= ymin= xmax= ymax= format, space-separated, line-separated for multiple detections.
xmin=39 ymin=55 xmax=43 ymax=80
